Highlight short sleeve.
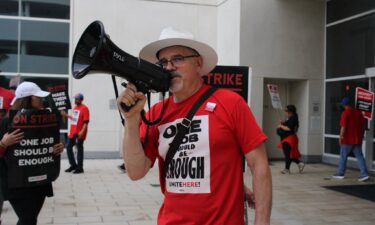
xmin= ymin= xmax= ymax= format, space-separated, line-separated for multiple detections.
xmin=139 ymin=110 xmax=160 ymax=166
xmin=82 ymin=106 xmax=90 ymax=122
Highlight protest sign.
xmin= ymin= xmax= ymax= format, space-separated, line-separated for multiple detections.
xmin=46 ymin=84 xmax=71 ymax=111
xmin=266 ymin=84 xmax=283 ymax=109
xmin=355 ymin=87 xmax=374 ymax=120
xmin=6 ymin=109 xmax=60 ymax=188
xmin=204 ymin=66 xmax=249 ymax=102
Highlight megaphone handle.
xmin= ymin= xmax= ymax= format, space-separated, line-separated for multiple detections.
xmin=119 ymin=81 xmax=144 ymax=112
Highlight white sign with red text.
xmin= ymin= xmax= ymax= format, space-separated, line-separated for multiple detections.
xmin=267 ymin=84 xmax=283 ymax=109
xmin=355 ymin=87 xmax=374 ymax=120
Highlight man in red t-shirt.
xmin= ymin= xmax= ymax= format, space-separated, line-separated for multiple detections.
xmin=0 ymin=86 xmax=15 ymax=120
xmin=332 ymin=97 xmax=369 ymax=182
xmin=117 ymin=27 xmax=272 ymax=224
xmin=63 ymin=93 xmax=90 ymax=174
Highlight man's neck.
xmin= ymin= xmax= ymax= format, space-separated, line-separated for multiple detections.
xmin=173 ymin=80 xmax=204 ymax=103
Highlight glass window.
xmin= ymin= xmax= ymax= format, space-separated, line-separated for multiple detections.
xmin=21 ymin=0 xmax=70 ymax=19
xmin=0 ymin=0 xmax=19 ymax=16
xmin=327 ymin=0 xmax=375 ymax=24
xmin=0 ymin=19 xmax=19 ymax=73
xmin=22 ymin=77 xmax=69 ymax=130
xmin=325 ymin=79 xmax=368 ymax=134
xmin=326 ymin=13 xmax=375 ymax=79
xmin=0 ymin=75 xmax=19 ymax=90
xmin=20 ymin=20 xmax=69 ymax=74
xmin=325 ymin=137 xmax=357 ymax=157
xmin=324 ymin=137 xmax=340 ymax=155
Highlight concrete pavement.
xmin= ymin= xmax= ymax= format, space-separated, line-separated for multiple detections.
xmin=1 ymin=160 xmax=374 ymax=225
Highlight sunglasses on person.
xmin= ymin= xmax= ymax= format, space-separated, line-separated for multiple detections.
xmin=156 ymin=54 xmax=200 ymax=69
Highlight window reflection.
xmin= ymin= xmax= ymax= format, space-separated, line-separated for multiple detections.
xmin=325 ymin=79 xmax=368 ymax=134
xmin=21 ymin=0 xmax=70 ymax=19
xmin=0 ymin=0 xmax=19 ymax=16
xmin=327 ymin=0 xmax=375 ymax=24
xmin=326 ymin=13 xmax=375 ymax=78
xmin=20 ymin=20 xmax=69 ymax=74
xmin=324 ymin=137 xmax=340 ymax=155
xmin=0 ymin=19 xmax=18 ymax=72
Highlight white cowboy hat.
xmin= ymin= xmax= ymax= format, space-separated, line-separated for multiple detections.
xmin=139 ymin=27 xmax=217 ymax=76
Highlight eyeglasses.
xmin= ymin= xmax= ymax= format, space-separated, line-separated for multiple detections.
xmin=156 ymin=54 xmax=200 ymax=69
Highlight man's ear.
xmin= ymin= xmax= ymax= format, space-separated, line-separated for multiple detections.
xmin=196 ymin=56 xmax=203 ymax=73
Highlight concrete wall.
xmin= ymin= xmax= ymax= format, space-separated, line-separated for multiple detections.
xmin=240 ymin=0 xmax=325 ymax=160
xmin=217 ymin=0 xmax=241 ymax=65
xmin=71 ymin=0 xmax=218 ymax=155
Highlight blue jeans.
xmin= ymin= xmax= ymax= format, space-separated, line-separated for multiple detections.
xmin=337 ymin=144 xmax=368 ymax=177
xmin=66 ymin=135 xmax=85 ymax=169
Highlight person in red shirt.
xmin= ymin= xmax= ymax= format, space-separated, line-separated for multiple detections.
xmin=0 ymin=86 xmax=15 ymax=120
xmin=332 ymin=97 xmax=369 ymax=182
xmin=117 ymin=27 xmax=272 ymax=225
xmin=0 ymin=85 xmax=15 ymax=224
xmin=63 ymin=93 xmax=90 ymax=174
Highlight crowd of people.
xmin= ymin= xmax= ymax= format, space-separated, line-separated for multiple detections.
xmin=0 ymin=26 xmax=371 ymax=225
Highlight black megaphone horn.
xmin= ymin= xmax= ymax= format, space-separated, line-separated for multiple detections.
xmin=71 ymin=21 xmax=171 ymax=111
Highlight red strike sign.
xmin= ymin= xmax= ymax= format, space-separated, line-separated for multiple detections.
xmin=355 ymin=87 xmax=374 ymax=120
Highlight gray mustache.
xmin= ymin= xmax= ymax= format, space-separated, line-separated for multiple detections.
xmin=170 ymin=71 xmax=182 ymax=78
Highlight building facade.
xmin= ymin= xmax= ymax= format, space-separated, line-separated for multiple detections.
xmin=0 ymin=0 xmax=374 ymax=173
xmin=323 ymin=0 xmax=375 ymax=171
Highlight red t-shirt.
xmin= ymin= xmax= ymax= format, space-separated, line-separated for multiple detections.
xmin=0 ymin=87 xmax=15 ymax=110
xmin=68 ymin=104 xmax=90 ymax=140
xmin=340 ymin=107 xmax=365 ymax=144
xmin=140 ymin=84 xmax=267 ymax=225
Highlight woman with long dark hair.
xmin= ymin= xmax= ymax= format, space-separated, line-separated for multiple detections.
xmin=277 ymin=105 xmax=305 ymax=174
xmin=0 ymin=82 xmax=64 ymax=225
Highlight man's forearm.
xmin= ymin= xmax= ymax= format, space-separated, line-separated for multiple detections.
xmin=340 ymin=127 xmax=345 ymax=138
xmin=123 ymin=118 xmax=150 ymax=180
xmin=79 ymin=123 xmax=88 ymax=135
xmin=252 ymin=163 xmax=272 ymax=225
xmin=246 ymin=144 xmax=272 ymax=225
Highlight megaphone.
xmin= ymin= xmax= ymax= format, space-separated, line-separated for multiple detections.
xmin=72 ymin=20 xmax=171 ymax=96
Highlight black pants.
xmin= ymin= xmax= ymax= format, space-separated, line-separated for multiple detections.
xmin=9 ymin=196 xmax=46 ymax=225
xmin=282 ymin=142 xmax=300 ymax=170
xmin=66 ymin=135 xmax=84 ymax=169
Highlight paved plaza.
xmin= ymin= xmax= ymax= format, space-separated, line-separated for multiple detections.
xmin=1 ymin=159 xmax=374 ymax=225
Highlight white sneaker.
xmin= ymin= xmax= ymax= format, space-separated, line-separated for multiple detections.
xmin=298 ymin=162 xmax=305 ymax=173
xmin=358 ymin=176 xmax=369 ymax=182
xmin=331 ymin=174 xmax=345 ymax=179
xmin=281 ymin=169 xmax=290 ymax=174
